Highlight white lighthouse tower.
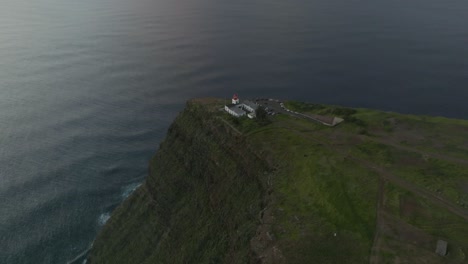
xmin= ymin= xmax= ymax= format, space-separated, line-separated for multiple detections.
xmin=232 ymin=93 xmax=240 ymax=104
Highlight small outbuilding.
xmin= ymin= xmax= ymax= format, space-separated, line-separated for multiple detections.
xmin=247 ymin=112 xmax=256 ymax=119
xmin=242 ymin=100 xmax=258 ymax=113
xmin=435 ymin=240 xmax=448 ymax=256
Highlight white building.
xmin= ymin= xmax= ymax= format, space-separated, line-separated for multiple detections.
xmin=225 ymin=104 xmax=246 ymax=117
xmin=241 ymin=100 xmax=258 ymax=113
xmin=225 ymin=94 xmax=258 ymax=118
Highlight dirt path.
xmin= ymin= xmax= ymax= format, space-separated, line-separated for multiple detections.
xmin=216 ymin=116 xmax=242 ymax=135
xmin=368 ymin=136 xmax=468 ymax=166
xmin=347 ymin=155 xmax=468 ymax=221
xmin=209 ymin=117 xmax=467 ymax=261
xmin=280 ymin=123 xmax=468 ymax=221
xmin=326 ymin=129 xmax=468 ymax=167
xmin=369 ymin=178 xmax=385 ymax=264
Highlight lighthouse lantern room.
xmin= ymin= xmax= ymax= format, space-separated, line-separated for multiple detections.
xmin=232 ymin=94 xmax=240 ymax=105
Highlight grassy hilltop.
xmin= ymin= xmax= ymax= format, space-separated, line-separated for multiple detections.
xmin=88 ymin=98 xmax=468 ymax=263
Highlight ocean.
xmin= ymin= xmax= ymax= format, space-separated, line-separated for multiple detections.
xmin=1 ymin=0 xmax=467 ymax=262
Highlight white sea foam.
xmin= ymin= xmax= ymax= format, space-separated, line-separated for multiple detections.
xmin=65 ymin=244 xmax=92 ymax=264
xmin=121 ymin=182 xmax=142 ymax=199
xmin=98 ymin=212 xmax=111 ymax=226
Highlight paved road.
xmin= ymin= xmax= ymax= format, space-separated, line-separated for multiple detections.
xmin=255 ymin=99 xmax=288 ymax=115
xmin=255 ymin=98 xmax=339 ymax=126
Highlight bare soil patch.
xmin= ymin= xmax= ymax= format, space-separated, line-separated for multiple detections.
xmin=250 ymin=206 xmax=285 ymax=264
xmin=370 ymin=209 xmax=446 ymax=264
xmin=399 ymin=195 xmax=430 ymax=220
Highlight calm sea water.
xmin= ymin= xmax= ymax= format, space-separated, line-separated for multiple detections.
xmin=1 ymin=0 xmax=467 ymax=262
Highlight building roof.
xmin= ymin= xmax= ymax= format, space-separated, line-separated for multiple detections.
xmin=243 ymin=100 xmax=258 ymax=110
xmin=227 ymin=105 xmax=246 ymax=115
xmin=435 ymin=240 xmax=448 ymax=256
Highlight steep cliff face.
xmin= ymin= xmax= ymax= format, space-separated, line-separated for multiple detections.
xmin=88 ymin=99 xmax=272 ymax=263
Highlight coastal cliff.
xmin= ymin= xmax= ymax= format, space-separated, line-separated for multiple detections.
xmin=88 ymin=99 xmax=273 ymax=263
xmin=89 ymin=99 xmax=468 ymax=263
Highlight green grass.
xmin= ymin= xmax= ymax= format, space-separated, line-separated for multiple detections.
xmin=232 ymin=104 xmax=468 ymax=263
xmin=245 ymin=116 xmax=378 ymax=263
xmin=347 ymin=139 xmax=468 ymax=207
xmin=224 ymin=113 xmax=267 ymax=133
xmin=383 ymin=183 xmax=468 ymax=262
xmin=89 ymin=99 xmax=468 ymax=264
